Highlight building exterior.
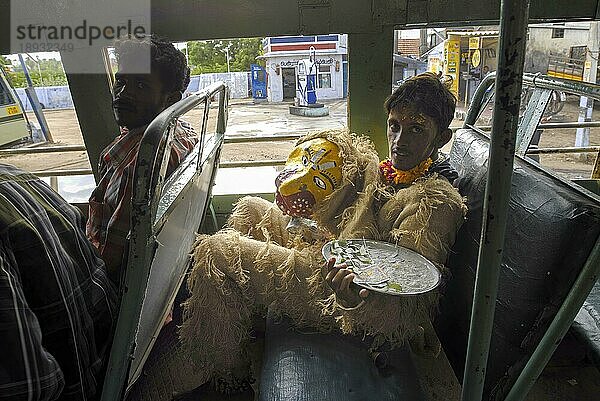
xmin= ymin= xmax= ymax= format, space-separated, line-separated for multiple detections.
xmin=525 ymin=22 xmax=591 ymax=78
xmin=260 ymin=34 xmax=347 ymax=102
xmin=393 ymin=54 xmax=427 ymax=84
xmin=395 ymin=28 xmax=446 ymax=58
xmin=425 ymin=42 xmax=445 ymax=74
xmin=443 ymin=31 xmax=499 ymax=103
xmin=397 ymin=38 xmax=421 ymax=58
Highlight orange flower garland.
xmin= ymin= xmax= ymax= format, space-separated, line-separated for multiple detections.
xmin=379 ymin=158 xmax=433 ymax=185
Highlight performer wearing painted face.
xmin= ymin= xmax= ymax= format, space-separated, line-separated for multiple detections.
xmin=128 ymin=73 xmax=467 ymax=399
xmin=275 ymin=137 xmax=344 ymax=218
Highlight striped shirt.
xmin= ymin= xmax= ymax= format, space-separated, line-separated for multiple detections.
xmin=0 ymin=163 xmax=117 ymax=401
xmin=86 ymin=121 xmax=197 ymax=283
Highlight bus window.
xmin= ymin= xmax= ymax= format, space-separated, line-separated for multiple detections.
xmin=0 ymin=70 xmax=30 ymax=147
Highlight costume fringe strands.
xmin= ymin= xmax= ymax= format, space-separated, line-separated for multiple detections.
xmin=180 ymin=229 xmax=335 ymax=382
xmin=180 ymin=128 xmax=468 ymax=388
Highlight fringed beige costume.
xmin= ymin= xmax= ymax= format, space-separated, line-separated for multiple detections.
xmin=178 ymin=129 xmax=467 ymax=388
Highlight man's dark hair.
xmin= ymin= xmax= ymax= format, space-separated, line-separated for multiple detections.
xmin=114 ymin=34 xmax=190 ymax=94
xmin=384 ymin=72 xmax=456 ymax=131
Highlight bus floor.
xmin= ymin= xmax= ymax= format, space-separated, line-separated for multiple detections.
xmin=411 ymin=328 xmax=600 ymax=401
xmin=136 ymin=281 xmax=599 ymax=400
xmin=173 ymin=338 xmax=263 ymax=401
xmin=167 ymin=330 xmax=600 ymax=401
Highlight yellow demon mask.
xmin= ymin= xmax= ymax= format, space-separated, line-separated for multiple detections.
xmin=275 ymin=138 xmax=343 ymax=218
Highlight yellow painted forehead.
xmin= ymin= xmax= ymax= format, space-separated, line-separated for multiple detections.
xmin=399 ymin=113 xmax=428 ymax=124
xmin=390 ymin=105 xmax=437 ymax=127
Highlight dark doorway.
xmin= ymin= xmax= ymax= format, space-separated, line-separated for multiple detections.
xmin=282 ymin=67 xmax=296 ymax=99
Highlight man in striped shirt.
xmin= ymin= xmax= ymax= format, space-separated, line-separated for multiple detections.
xmin=0 ymin=163 xmax=117 ymax=401
xmin=87 ymin=35 xmax=197 ymax=283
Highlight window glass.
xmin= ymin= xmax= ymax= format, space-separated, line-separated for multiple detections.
xmin=552 ymin=28 xmax=565 ymax=38
xmin=473 ymin=83 xmax=533 ymax=131
xmin=472 ymin=83 xmax=599 ymax=180
xmin=318 ymin=65 xmax=332 ymax=89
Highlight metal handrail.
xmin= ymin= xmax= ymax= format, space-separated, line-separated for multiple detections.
xmin=100 ymin=81 xmax=228 ymax=401
xmin=13 ymin=125 xmax=453 ymax=177
xmin=220 ymin=159 xmax=286 ymax=168
xmin=5 ymin=134 xmax=299 ymax=180
xmin=465 ymin=72 xmax=600 ymax=127
xmin=523 ymin=73 xmax=600 ymax=101
xmin=33 ymin=168 xmax=93 ymax=177
xmin=223 ymin=133 xmax=302 ymax=144
xmin=463 ymin=32 xmax=600 ymax=400
xmin=0 ymin=144 xmax=87 ymax=155
xmin=0 ymin=135 xmax=300 ymax=158
xmin=464 ymin=72 xmax=497 ymax=126
xmin=526 ymin=146 xmax=600 ymax=155
xmin=476 ymin=121 xmax=600 ymax=130
xmin=535 ymin=121 xmax=600 ymax=129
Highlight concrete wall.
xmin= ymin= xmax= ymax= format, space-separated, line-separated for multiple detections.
xmin=525 ymin=24 xmax=590 ymax=73
xmin=15 ymin=86 xmax=74 ymax=110
xmin=16 ymin=71 xmax=250 ymax=110
xmin=185 ymin=72 xmax=250 ymax=99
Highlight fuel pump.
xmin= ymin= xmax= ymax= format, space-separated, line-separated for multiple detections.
xmin=296 ymin=46 xmax=318 ymax=106
xmin=289 ymin=46 xmax=329 ymax=117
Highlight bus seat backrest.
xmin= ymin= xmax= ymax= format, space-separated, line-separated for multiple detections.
xmin=436 ymin=128 xmax=600 ymax=400
xmin=127 ymin=136 xmax=223 ymax=389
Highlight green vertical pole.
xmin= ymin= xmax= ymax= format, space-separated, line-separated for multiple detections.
xmin=61 ymin=49 xmax=118 ymax=180
xmin=460 ymin=1 xmax=531 ymax=400
xmin=347 ymin=29 xmax=393 ymax=159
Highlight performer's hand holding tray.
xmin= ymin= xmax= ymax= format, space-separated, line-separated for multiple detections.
xmin=322 ymin=239 xmax=441 ymax=296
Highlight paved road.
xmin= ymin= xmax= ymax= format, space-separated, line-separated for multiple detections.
xmin=226 ymin=98 xmax=347 ymax=137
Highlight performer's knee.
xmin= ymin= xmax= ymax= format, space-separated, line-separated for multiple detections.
xmin=227 ymin=196 xmax=271 ymax=234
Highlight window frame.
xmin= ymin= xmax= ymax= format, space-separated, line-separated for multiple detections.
xmin=317 ymin=64 xmax=332 ymax=89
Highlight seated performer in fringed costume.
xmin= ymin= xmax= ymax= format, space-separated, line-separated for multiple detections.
xmin=126 ymin=73 xmax=467 ymax=399
xmin=181 ymin=71 xmax=467 ymax=388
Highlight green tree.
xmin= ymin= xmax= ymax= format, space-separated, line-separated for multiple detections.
xmin=230 ymin=38 xmax=265 ymax=71
xmin=4 ymin=71 xmax=26 ymax=88
xmin=188 ymin=40 xmax=228 ymax=74
xmin=2 ymin=56 xmax=68 ymax=88
xmin=1 ymin=56 xmax=25 ymax=88
xmin=188 ymin=38 xmax=264 ymax=75
xmin=0 ymin=55 xmax=10 ymax=67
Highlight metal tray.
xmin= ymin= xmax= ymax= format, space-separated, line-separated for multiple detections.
xmin=322 ymin=239 xmax=441 ymax=296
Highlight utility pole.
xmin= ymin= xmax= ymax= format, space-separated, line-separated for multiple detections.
xmin=419 ymin=28 xmax=428 ymax=57
xmin=31 ymin=56 xmax=45 ymax=87
xmin=17 ymin=54 xmax=53 ymax=142
xmin=224 ymin=45 xmax=231 ymax=74
xmin=575 ymin=21 xmax=599 ymax=152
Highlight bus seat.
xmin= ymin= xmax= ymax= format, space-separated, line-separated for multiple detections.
xmin=127 ymin=132 xmax=223 ymax=391
xmin=99 ymin=83 xmax=229 ymax=401
xmin=259 ymin=307 xmax=427 ymax=401
xmin=436 ymin=128 xmax=600 ymax=400
xmin=572 ymin=280 xmax=600 ymax=369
